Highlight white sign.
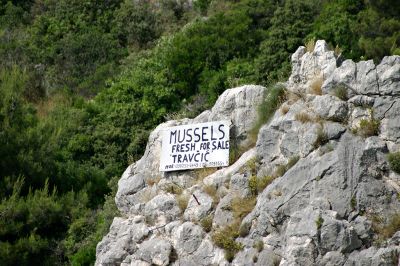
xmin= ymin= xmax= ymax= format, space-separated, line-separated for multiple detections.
xmin=159 ymin=121 xmax=230 ymax=171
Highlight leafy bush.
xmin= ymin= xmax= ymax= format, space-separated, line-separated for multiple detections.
xmin=200 ymin=215 xmax=213 ymax=233
xmin=355 ymin=118 xmax=380 ymax=137
xmin=332 ymin=85 xmax=349 ymax=101
xmin=388 ymin=152 xmax=400 ymax=174
xmin=212 ymin=222 xmax=243 ymax=262
xmin=249 ymin=84 xmax=287 ymax=143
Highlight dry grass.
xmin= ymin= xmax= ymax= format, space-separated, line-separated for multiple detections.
xmin=165 ymin=183 xmax=183 ymax=195
xmin=372 ymin=213 xmax=400 ymax=244
xmin=195 ymin=167 xmax=218 ymax=182
xmin=305 ymin=38 xmax=316 ymax=52
xmin=313 ymin=126 xmax=329 ymax=149
xmin=309 ymin=75 xmax=323 ymax=95
xmin=177 ymin=194 xmax=189 ymax=212
xmin=146 ymin=176 xmax=161 ymax=186
xmin=231 ymin=196 xmax=257 ymax=221
xmin=295 ymin=111 xmax=314 ymax=123
xmin=280 ymin=103 xmax=290 ymax=115
xmin=203 ymin=185 xmax=219 ymax=208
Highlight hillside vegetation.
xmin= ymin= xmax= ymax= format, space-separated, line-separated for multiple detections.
xmin=0 ymin=0 xmax=399 ymax=265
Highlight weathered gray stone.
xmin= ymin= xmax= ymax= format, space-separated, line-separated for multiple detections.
xmin=144 ymin=194 xmax=181 ymax=224
xmin=184 ymin=189 xmax=213 ymax=222
xmin=232 ymin=248 xmax=258 ymax=266
xmin=97 ymin=42 xmax=400 ymax=266
xmin=319 ymin=251 xmax=346 ymax=266
xmin=135 ymin=238 xmax=172 ymax=266
xmin=288 ymin=40 xmax=338 ymax=93
xmin=323 ymin=122 xmax=347 ymax=140
xmin=255 ymin=248 xmax=281 ymax=266
xmin=352 ymin=215 xmax=373 ymax=242
xmin=172 ymin=222 xmax=204 ymax=256
xmin=377 ymin=55 xmax=400 ymax=96
xmin=312 ymin=95 xmax=348 ymax=121
xmin=348 ymin=95 xmax=375 ymax=107
xmin=213 ymin=193 xmax=234 ymax=228
xmin=319 ymin=214 xmax=362 ymax=254
xmin=230 ymin=173 xmax=251 ymax=198
xmin=96 ymin=217 xmax=149 ymax=266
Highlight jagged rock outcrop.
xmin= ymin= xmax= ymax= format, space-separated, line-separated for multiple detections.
xmin=96 ymin=40 xmax=400 ymax=266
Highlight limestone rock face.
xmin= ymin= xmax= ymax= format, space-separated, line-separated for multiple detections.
xmin=96 ymin=41 xmax=400 ymax=266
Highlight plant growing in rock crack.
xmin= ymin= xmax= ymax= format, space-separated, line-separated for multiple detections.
xmin=352 ymin=109 xmax=380 ymax=137
xmin=248 ymin=84 xmax=287 ymax=146
xmin=356 ymin=118 xmax=380 ymax=137
xmin=313 ymin=126 xmax=329 ymax=149
xmin=249 ymin=175 xmax=276 ymax=196
xmin=203 ymin=185 xmax=219 ymax=208
xmin=211 ymin=222 xmax=243 ymax=262
xmin=165 ymin=183 xmax=183 ymax=195
xmin=372 ymin=213 xmax=400 ymax=244
xmin=332 ymin=84 xmax=348 ymax=101
xmin=177 ymin=194 xmax=189 ymax=212
xmin=231 ymin=196 xmax=257 ymax=222
xmin=253 ymin=240 xmax=264 ymax=252
xmin=200 ymin=214 xmax=213 ymax=233
xmin=315 ymin=216 xmax=324 ymax=230
xmin=275 ymin=156 xmax=300 ymax=177
xmin=309 ymin=75 xmax=323 ymax=95
xmin=388 ymin=152 xmax=400 ymax=174
xmin=295 ymin=111 xmax=314 ymax=123
xmin=350 ymin=195 xmax=357 ymax=210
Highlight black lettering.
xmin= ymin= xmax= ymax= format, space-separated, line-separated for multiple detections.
xmin=182 ymin=154 xmax=188 ymax=163
xmin=212 ymin=141 xmax=216 ymax=151
xmin=190 ymin=143 xmax=195 ymax=151
xmin=177 ymin=154 xmax=182 ymax=163
xmin=204 ymin=152 xmax=210 ymax=162
xmin=178 ymin=129 xmax=185 ymax=143
xmin=211 ymin=125 xmax=217 ymax=140
xmin=194 ymin=152 xmax=200 ymax=162
xmin=202 ymin=126 xmax=208 ymax=141
xmin=218 ymin=124 xmax=225 ymax=140
xmin=226 ymin=140 xmax=229 ymax=149
xmin=170 ymin=130 xmax=177 ymax=144
xmin=172 ymin=154 xmax=177 ymax=163
xmin=194 ymin=127 xmax=201 ymax=142
xmin=186 ymin=128 xmax=193 ymax=142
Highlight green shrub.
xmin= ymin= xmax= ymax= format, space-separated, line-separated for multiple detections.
xmin=388 ymin=152 xmax=400 ymax=174
xmin=249 ymin=84 xmax=287 ymax=143
xmin=249 ymin=175 xmax=275 ymax=196
xmin=356 ymin=118 xmax=380 ymax=137
xmin=212 ymin=222 xmax=243 ymax=262
xmin=315 ymin=216 xmax=324 ymax=230
xmin=239 ymin=221 xmax=251 ymax=237
xmin=333 ymin=85 xmax=348 ymax=101
xmin=253 ymin=240 xmax=264 ymax=252
xmin=200 ymin=215 xmax=213 ymax=233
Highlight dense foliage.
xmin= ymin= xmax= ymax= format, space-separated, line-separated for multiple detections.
xmin=0 ymin=0 xmax=398 ymax=265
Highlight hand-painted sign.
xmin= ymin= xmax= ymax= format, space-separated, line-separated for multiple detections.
xmin=159 ymin=121 xmax=230 ymax=171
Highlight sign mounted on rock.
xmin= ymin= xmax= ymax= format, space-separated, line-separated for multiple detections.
xmin=159 ymin=121 xmax=230 ymax=171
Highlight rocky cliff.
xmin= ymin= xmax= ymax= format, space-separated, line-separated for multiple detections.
xmin=95 ymin=40 xmax=400 ymax=266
